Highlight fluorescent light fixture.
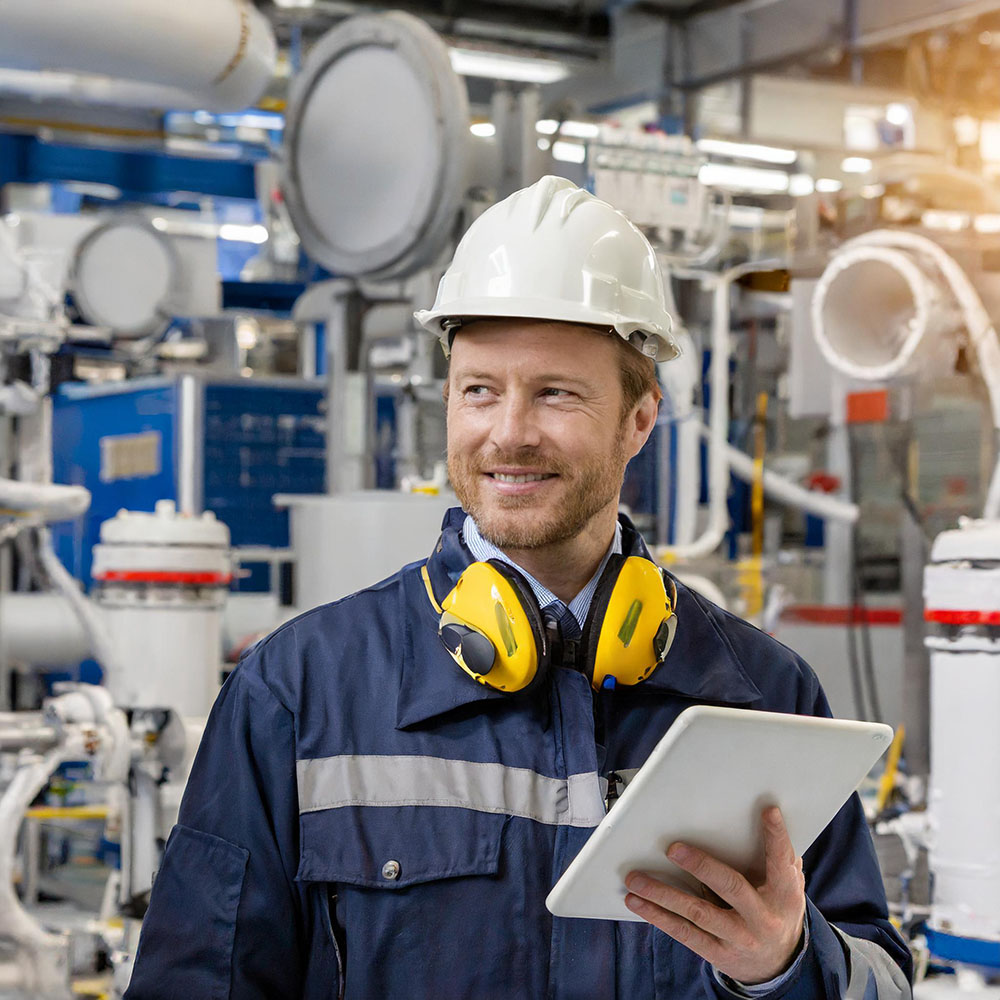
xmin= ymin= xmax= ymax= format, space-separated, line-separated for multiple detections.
xmin=697 ymin=162 xmax=790 ymax=193
xmin=816 ymin=178 xmax=842 ymax=193
xmin=219 ymin=223 xmax=269 ymax=244
xmin=975 ymin=214 xmax=1000 ymax=234
xmin=841 ymin=157 xmax=873 ymax=173
xmin=469 ymin=122 xmax=496 ymax=138
xmin=695 ymin=138 xmax=797 ymax=165
xmin=449 ymin=48 xmax=569 ymax=84
xmin=885 ymin=103 xmax=910 ymax=127
xmin=789 ymin=174 xmax=814 ymax=196
xmin=727 ymin=205 xmax=766 ymax=227
xmin=552 ymin=141 xmax=586 ymax=164
xmin=922 ymin=210 xmax=969 ymax=232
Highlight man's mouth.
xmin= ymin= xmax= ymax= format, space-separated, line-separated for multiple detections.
xmin=487 ymin=471 xmax=557 ymax=483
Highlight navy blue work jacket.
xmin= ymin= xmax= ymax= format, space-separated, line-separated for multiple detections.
xmin=126 ymin=509 xmax=912 ymax=999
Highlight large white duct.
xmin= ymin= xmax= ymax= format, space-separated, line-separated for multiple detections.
xmin=812 ymin=243 xmax=958 ymax=383
xmin=814 ymin=230 xmax=1000 ymax=519
xmin=0 ymin=0 xmax=276 ymax=111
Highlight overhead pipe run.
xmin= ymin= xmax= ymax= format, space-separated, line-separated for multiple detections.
xmin=0 ymin=0 xmax=277 ymax=111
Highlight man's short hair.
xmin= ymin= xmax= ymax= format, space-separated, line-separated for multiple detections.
xmin=611 ymin=331 xmax=662 ymax=417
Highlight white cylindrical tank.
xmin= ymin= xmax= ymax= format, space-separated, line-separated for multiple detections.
xmin=924 ymin=518 xmax=1000 ymax=945
xmin=91 ymin=500 xmax=231 ymax=717
xmin=275 ymin=491 xmax=457 ymax=611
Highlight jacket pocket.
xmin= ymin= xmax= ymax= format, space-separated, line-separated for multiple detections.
xmin=126 ymin=824 xmax=248 ymax=1000
xmin=298 ymin=805 xmax=517 ymax=998
xmin=298 ymin=803 xmax=504 ymax=888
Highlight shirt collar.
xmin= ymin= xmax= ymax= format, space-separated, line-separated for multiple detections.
xmin=463 ymin=514 xmax=622 ymax=628
xmin=396 ymin=506 xmax=762 ymax=730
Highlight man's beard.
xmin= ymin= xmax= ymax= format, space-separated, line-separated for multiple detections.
xmin=448 ymin=438 xmax=629 ymax=550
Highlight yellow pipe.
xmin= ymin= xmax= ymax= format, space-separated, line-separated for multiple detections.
xmin=875 ymin=724 xmax=905 ymax=814
xmin=25 ymin=805 xmax=108 ymax=821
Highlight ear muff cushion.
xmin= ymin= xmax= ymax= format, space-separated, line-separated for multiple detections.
xmin=485 ymin=559 xmax=549 ymax=678
xmin=585 ymin=556 xmax=675 ymax=689
xmin=579 ymin=553 xmax=627 ymax=687
xmin=439 ymin=560 xmax=549 ymax=693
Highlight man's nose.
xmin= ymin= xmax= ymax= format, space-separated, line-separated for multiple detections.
xmin=490 ymin=393 xmax=542 ymax=452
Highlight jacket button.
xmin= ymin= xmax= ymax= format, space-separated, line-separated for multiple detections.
xmin=381 ymin=860 xmax=401 ymax=881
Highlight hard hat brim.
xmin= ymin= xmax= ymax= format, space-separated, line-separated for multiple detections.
xmin=414 ymin=297 xmax=680 ymax=363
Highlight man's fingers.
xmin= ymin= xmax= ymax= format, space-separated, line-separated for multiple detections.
xmin=624 ymin=873 xmax=738 ymax=939
xmin=665 ymin=844 xmax=760 ymax=917
xmin=762 ymin=807 xmax=803 ymax=892
xmin=624 ymin=893 xmax=725 ymax=966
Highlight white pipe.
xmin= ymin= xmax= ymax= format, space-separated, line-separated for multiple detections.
xmin=0 ymin=746 xmax=75 ymax=996
xmin=0 ymin=477 xmax=90 ymax=522
xmin=292 ymin=279 xmax=355 ymax=495
xmin=659 ymin=260 xmax=783 ymax=562
xmin=657 ymin=323 xmax=701 ymax=546
xmin=672 ymin=572 xmax=728 ymax=611
xmin=701 ymin=425 xmax=860 ymax=524
xmin=0 ymin=67 xmax=215 ymax=112
xmin=38 ymin=528 xmax=124 ymax=681
xmin=0 ymin=594 xmax=90 ymax=665
xmin=0 ymin=0 xmax=276 ymax=112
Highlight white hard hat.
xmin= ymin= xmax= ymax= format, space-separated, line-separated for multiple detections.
xmin=414 ymin=175 xmax=680 ymax=362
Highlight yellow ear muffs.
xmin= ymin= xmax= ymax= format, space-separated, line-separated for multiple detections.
xmin=581 ymin=555 xmax=677 ymax=691
xmin=422 ymin=560 xmax=548 ymax=693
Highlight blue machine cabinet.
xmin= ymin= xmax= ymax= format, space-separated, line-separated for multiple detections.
xmin=51 ymin=375 xmax=326 ymax=589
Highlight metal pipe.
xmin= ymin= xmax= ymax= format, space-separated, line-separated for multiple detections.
xmin=0 ymin=0 xmax=276 ymax=112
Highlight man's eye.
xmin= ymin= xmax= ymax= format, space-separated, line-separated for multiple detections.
xmin=465 ymin=385 xmax=491 ymax=396
xmin=541 ymin=387 xmax=571 ymax=397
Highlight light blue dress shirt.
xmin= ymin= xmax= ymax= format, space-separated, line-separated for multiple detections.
xmin=462 ymin=515 xmax=809 ymax=997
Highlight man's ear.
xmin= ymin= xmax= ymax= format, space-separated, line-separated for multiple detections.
xmin=626 ymin=392 xmax=660 ymax=460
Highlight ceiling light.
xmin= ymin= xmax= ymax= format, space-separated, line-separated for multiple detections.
xmin=975 ymin=214 xmax=1000 ymax=233
xmin=469 ymin=122 xmax=496 ymax=138
xmin=219 ymin=223 xmax=269 ymax=244
xmin=448 ymin=48 xmax=569 ymax=84
xmin=537 ymin=138 xmax=551 ymax=151
xmin=552 ymin=141 xmax=586 ymax=164
xmin=697 ymin=163 xmax=790 ymax=193
xmin=816 ymin=178 xmax=842 ymax=193
xmin=841 ymin=157 xmax=873 ymax=173
xmin=695 ymin=138 xmax=797 ymax=165
xmin=922 ymin=210 xmax=969 ymax=232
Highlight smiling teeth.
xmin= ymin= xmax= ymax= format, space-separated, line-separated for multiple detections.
xmin=494 ymin=473 xmax=549 ymax=483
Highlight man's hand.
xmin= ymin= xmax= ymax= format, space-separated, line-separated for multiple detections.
xmin=624 ymin=806 xmax=806 ymax=986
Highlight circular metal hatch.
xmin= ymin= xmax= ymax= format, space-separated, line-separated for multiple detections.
xmin=282 ymin=11 xmax=469 ymax=281
xmin=72 ymin=218 xmax=178 ymax=337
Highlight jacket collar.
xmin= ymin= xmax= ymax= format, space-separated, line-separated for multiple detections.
xmin=396 ymin=507 xmax=761 ymax=730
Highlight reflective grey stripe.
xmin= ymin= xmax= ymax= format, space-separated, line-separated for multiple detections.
xmin=835 ymin=927 xmax=911 ymax=1000
xmin=297 ymin=755 xmax=606 ymax=827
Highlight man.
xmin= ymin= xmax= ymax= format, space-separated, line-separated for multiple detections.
xmin=126 ymin=176 xmax=911 ymax=999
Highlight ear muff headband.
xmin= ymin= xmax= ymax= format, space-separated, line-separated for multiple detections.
xmin=432 ymin=560 xmax=548 ymax=693
xmin=584 ymin=556 xmax=677 ymax=690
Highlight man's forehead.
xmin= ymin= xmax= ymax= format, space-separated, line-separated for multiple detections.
xmin=449 ymin=318 xmax=614 ymax=353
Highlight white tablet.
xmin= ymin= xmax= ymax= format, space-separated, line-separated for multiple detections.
xmin=546 ymin=705 xmax=893 ymax=922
